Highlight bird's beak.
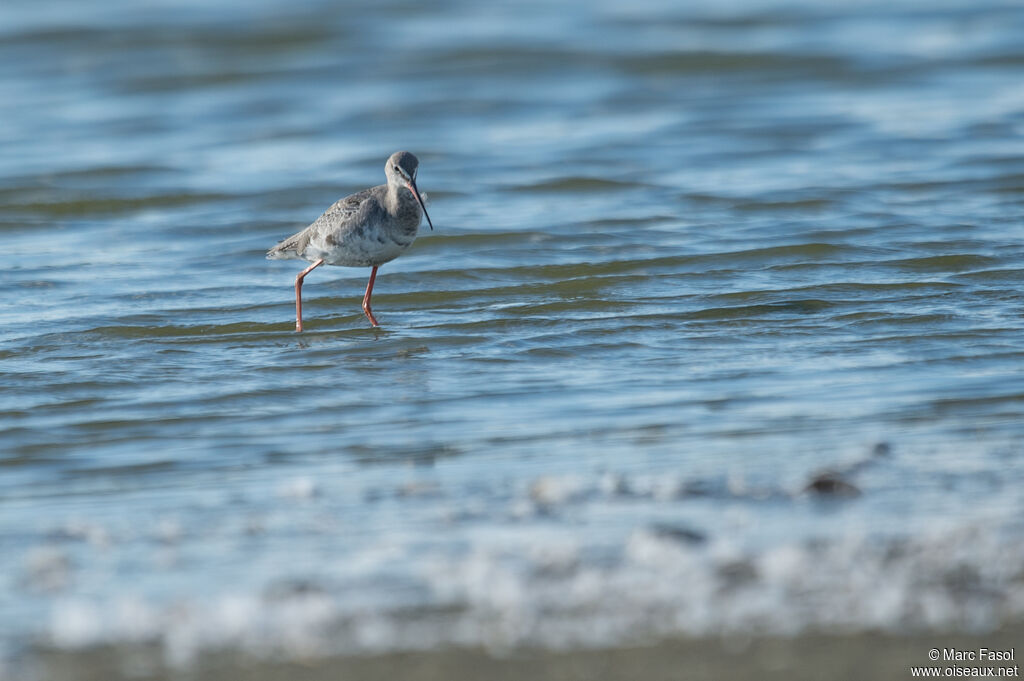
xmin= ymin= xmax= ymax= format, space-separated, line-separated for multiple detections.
xmin=407 ymin=179 xmax=433 ymax=231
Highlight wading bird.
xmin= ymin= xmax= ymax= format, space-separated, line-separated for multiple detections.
xmin=267 ymin=151 xmax=433 ymax=331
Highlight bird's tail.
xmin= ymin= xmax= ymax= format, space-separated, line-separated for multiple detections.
xmin=266 ymin=235 xmax=301 ymax=260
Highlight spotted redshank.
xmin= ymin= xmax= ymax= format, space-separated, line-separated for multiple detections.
xmin=267 ymin=151 xmax=433 ymax=331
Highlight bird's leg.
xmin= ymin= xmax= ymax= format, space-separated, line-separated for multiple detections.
xmin=294 ymin=258 xmax=324 ymax=332
xmin=362 ymin=266 xmax=380 ymax=327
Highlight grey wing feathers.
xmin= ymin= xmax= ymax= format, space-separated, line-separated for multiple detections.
xmin=324 ymin=187 xmax=375 ymax=219
xmin=266 ymin=186 xmax=380 ymax=260
xmin=310 ymin=187 xmax=377 ymax=232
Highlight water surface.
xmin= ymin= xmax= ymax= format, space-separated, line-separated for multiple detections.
xmin=2 ymin=0 xmax=1024 ymax=673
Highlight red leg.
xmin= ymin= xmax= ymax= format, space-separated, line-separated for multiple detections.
xmin=362 ymin=266 xmax=380 ymax=327
xmin=294 ymin=259 xmax=324 ymax=332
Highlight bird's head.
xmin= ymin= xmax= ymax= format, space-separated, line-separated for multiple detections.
xmin=386 ymin=150 xmax=433 ymax=231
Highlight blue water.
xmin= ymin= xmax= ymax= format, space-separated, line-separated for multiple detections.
xmin=2 ymin=0 xmax=1024 ymax=674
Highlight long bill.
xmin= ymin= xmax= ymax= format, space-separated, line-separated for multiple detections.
xmin=407 ymin=179 xmax=434 ymax=231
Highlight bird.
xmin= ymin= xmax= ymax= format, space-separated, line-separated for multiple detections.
xmin=267 ymin=151 xmax=433 ymax=331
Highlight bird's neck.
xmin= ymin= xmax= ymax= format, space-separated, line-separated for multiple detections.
xmin=385 ymin=184 xmax=404 ymax=214
xmin=385 ymin=184 xmax=415 ymax=215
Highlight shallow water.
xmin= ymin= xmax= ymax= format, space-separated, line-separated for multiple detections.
xmin=2 ymin=0 xmax=1024 ymax=673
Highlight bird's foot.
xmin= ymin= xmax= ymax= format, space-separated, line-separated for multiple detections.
xmin=363 ymin=306 xmax=379 ymax=327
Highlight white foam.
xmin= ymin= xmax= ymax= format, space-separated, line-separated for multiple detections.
xmin=7 ymin=456 xmax=1022 ymax=669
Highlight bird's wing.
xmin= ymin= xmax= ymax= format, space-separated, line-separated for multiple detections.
xmin=312 ymin=186 xmax=380 ymax=233
xmin=321 ymin=186 xmax=377 ymax=221
xmin=266 ymin=186 xmax=382 ymax=260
